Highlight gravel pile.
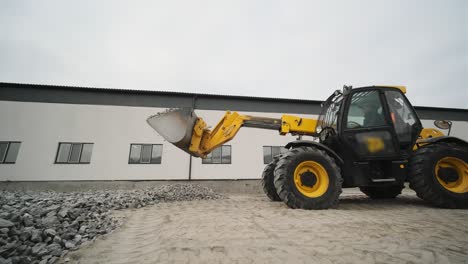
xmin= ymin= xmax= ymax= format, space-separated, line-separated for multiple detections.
xmin=0 ymin=184 xmax=224 ymax=264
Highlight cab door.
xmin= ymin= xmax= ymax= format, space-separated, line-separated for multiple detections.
xmin=340 ymin=89 xmax=400 ymax=161
xmin=383 ymin=89 xmax=422 ymax=154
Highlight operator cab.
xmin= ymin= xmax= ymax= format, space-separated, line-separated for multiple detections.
xmin=317 ymin=85 xmax=423 ymax=187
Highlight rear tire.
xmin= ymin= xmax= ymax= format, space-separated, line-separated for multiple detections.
xmin=274 ymin=146 xmax=342 ymax=209
xmin=261 ymin=156 xmax=282 ymax=202
xmin=409 ymin=142 xmax=468 ymax=209
xmin=359 ymin=185 xmax=404 ymax=199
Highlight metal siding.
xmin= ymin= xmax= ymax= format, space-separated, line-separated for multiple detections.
xmin=414 ymin=107 xmax=468 ymax=121
xmin=0 ymin=85 xmax=194 ymax=108
xmin=195 ymin=97 xmax=321 ymax=114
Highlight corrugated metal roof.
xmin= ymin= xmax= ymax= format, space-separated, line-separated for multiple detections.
xmin=0 ymin=81 xmax=323 ymax=104
xmin=1 ymin=82 xmax=467 ymax=120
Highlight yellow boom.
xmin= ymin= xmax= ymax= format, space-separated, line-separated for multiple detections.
xmin=147 ymin=109 xmax=318 ymax=158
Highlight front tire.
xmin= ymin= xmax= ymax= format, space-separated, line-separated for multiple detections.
xmin=359 ymin=185 xmax=404 ymax=199
xmin=274 ymin=146 xmax=342 ymax=209
xmin=262 ymin=156 xmax=282 ymax=202
xmin=409 ymin=142 xmax=468 ymax=208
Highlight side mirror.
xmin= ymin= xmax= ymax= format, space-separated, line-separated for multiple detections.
xmin=434 ymin=120 xmax=452 ymax=135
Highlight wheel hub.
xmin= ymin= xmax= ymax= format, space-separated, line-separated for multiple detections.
xmin=293 ymin=161 xmax=329 ymax=198
xmin=437 ymin=167 xmax=459 ymax=183
xmin=300 ymin=170 xmax=317 ymax=187
xmin=435 ymin=156 xmax=468 ymax=193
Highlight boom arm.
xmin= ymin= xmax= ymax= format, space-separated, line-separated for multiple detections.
xmin=188 ymin=111 xmax=318 ymax=157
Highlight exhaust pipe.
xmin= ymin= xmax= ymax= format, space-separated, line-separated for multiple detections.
xmin=147 ymin=108 xmax=198 ymax=155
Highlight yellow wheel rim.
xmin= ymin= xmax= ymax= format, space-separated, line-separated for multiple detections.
xmin=293 ymin=161 xmax=329 ymax=198
xmin=435 ymin=157 xmax=468 ymax=193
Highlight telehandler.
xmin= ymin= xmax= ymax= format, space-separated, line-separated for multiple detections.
xmin=147 ymin=86 xmax=468 ymax=209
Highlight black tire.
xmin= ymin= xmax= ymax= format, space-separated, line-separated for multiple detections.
xmin=261 ymin=156 xmax=282 ymax=202
xmin=408 ymin=142 xmax=468 ymax=209
xmin=274 ymin=146 xmax=342 ymax=209
xmin=359 ymin=185 xmax=404 ymax=199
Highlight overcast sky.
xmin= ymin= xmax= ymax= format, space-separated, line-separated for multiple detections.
xmin=1 ymin=0 xmax=467 ymax=108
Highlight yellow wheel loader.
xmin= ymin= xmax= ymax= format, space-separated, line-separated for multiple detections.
xmin=147 ymin=86 xmax=468 ymax=209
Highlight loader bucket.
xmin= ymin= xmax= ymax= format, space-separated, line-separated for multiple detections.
xmin=147 ymin=108 xmax=198 ymax=155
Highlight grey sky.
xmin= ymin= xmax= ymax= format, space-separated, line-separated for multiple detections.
xmin=1 ymin=0 xmax=467 ymax=108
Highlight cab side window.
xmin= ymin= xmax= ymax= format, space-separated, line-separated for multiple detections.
xmin=346 ymin=91 xmax=386 ymax=128
xmin=385 ymin=90 xmax=417 ymax=144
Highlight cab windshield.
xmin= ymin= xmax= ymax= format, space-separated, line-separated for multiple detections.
xmin=318 ymin=91 xmax=343 ymax=132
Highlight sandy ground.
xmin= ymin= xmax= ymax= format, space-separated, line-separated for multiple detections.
xmin=66 ymin=189 xmax=468 ymax=264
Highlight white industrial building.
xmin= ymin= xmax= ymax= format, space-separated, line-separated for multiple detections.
xmin=1 ymin=82 xmax=467 ymax=182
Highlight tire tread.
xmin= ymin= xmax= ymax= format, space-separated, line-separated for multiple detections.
xmin=274 ymin=146 xmax=342 ymax=209
xmin=261 ymin=156 xmax=282 ymax=202
xmin=408 ymin=142 xmax=468 ymax=209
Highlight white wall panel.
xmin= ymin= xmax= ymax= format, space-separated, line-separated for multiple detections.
xmin=0 ymin=101 xmax=189 ymax=181
xmin=0 ymin=100 xmax=466 ymax=181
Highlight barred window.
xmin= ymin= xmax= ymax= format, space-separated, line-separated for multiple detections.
xmin=202 ymin=145 xmax=231 ymax=164
xmin=55 ymin=143 xmax=93 ymax=164
xmin=263 ymin=146 xmax=287 ymax=164
xmin=0 ymin=142 xmax=21 ymax=164
xmin=129 ymin=144 xmax=163 ymax=164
